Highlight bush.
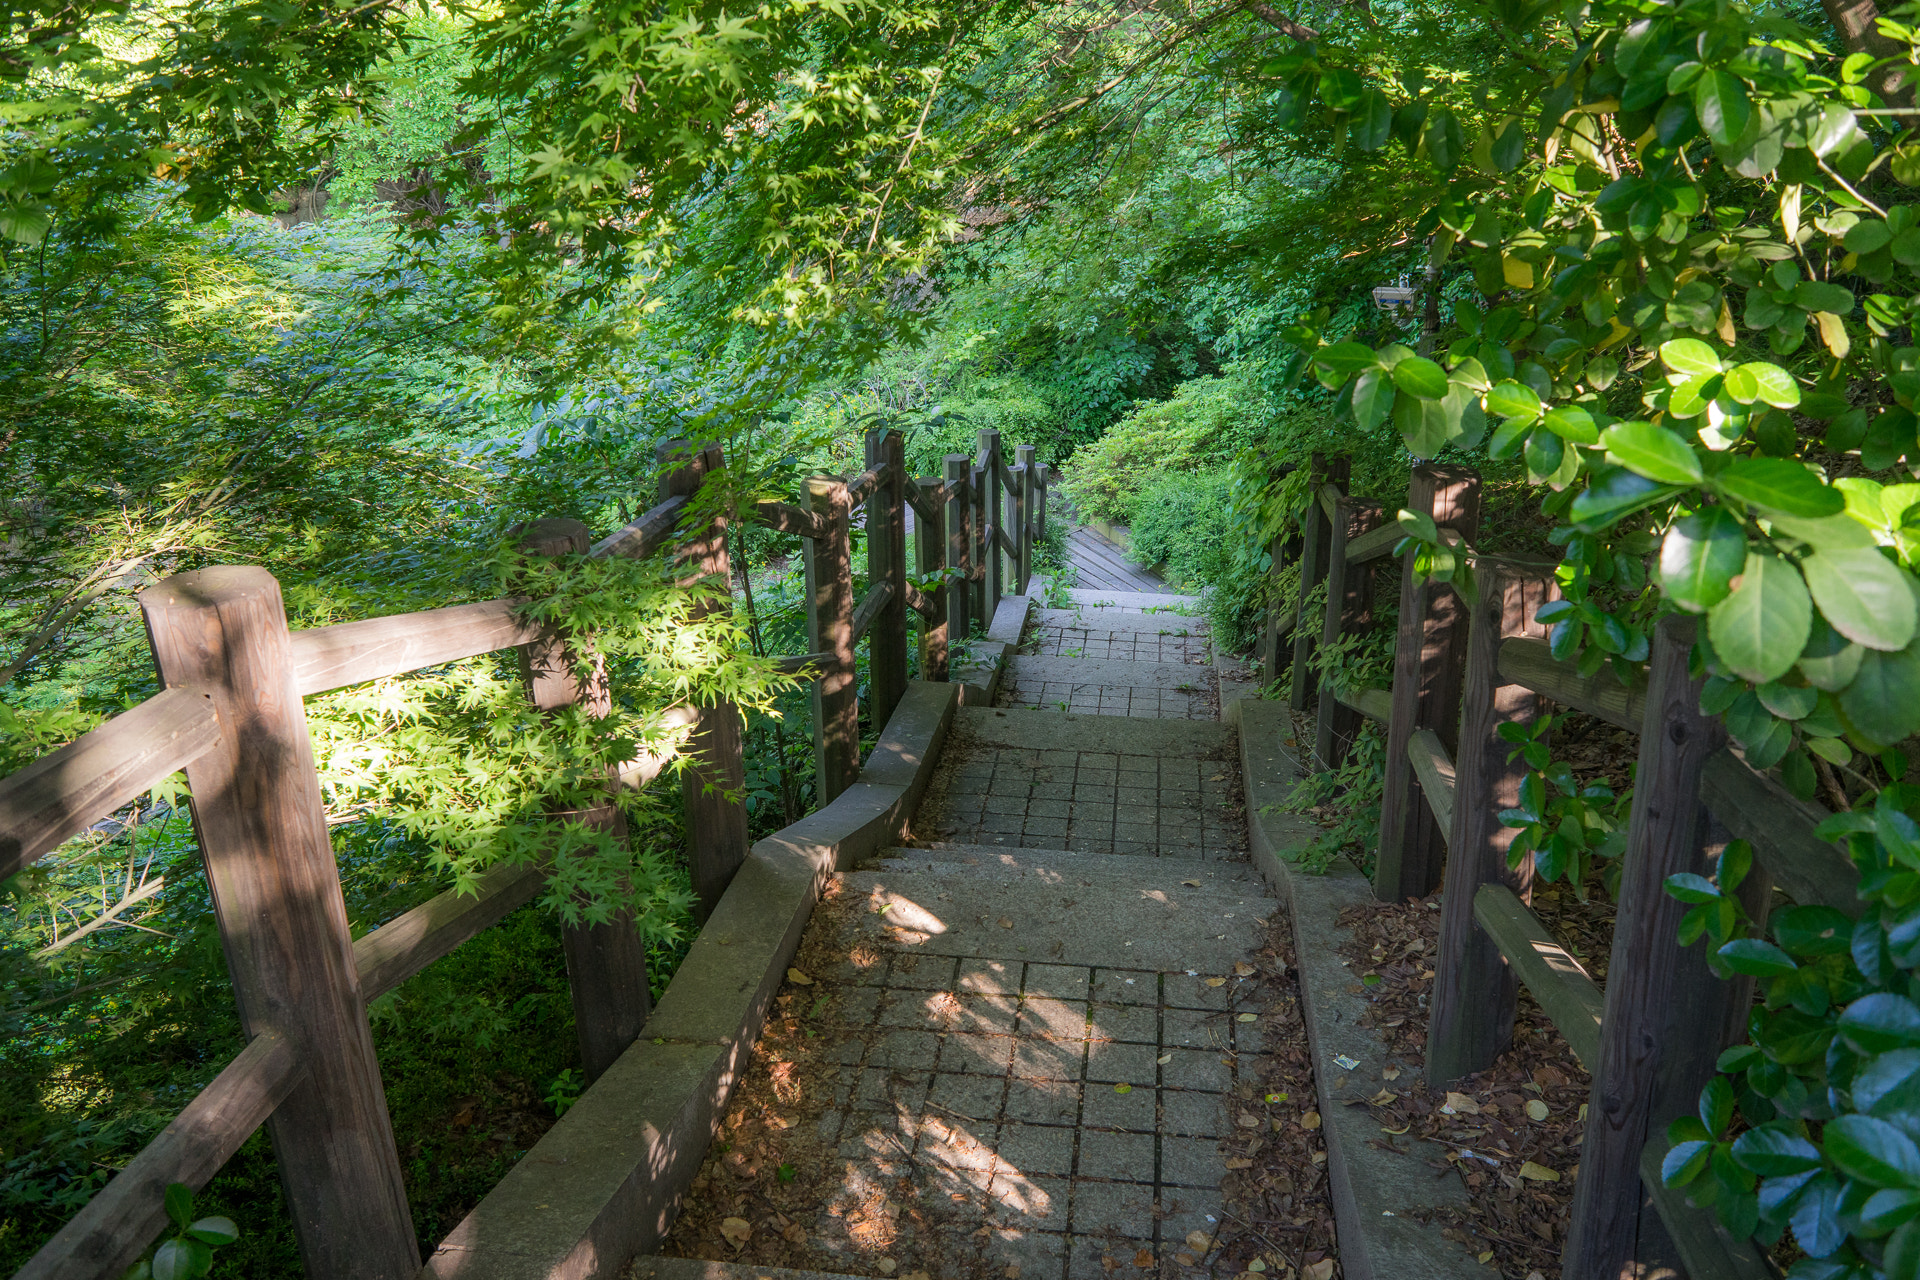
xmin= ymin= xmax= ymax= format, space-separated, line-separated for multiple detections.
xmin=1057 ymin=375 xmax=1261 ymax=525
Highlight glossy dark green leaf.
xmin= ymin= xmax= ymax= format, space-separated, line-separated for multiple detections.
xmin=1718 ymin=937 xmax=1799 ymax=976
xmin=1571 ymin=467 xmax=1679 ymax=529
xmin=1840 ymin=993 xmax=1920 ymax=1054
xmin=1717 ymin=457 xmax=1845 ymax=517
xmin=1730 ymin=1127 xmax=1823 ymax=1176
xmin=1802 ymin=547 xmax=1917 ymax=651
xmin=1603 ymin=421 xmax=1703 ymax=484
xmin=1824 ymin=1114 xmax=1920 ymax=1189
xmin=1391 ymin=355 xmax=1450 ymax=400
xmin=1708 ymin=552 xmax=1813 ymax=685
xmin=1353 ymin=87 xmax=1392 ymax=151
xmin=1694 ymin=70 xmax=1753 ymax=146
xmin=1852 ymin=1049 xmax=1920 ymax=1116
xmin=1840 ymin=635 xmax=1920 ymax=746
xmin=1659 ymin=507 xmax=1746 ymax=612
xmin=1773 ymin=905 xmax=1855 ymax=956
xmin=1351 ymin=367 xmax=1394 ymax=431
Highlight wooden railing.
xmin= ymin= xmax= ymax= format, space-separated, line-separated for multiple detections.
xmin=1260 ymin=455 xmax=1852 ymax=1280
xmin=2 ymin=427 xmax=1049 ymax=1280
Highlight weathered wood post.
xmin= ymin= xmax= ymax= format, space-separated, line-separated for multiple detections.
xmin=513 ymin=518 xmax=655 ymax=1080
xmin=945 ymin=453 xmax=971 ymax=641
xmin=979 ymin=429 xmax=1004 ymax=616
xmin=1289 ymin=453 xmax=1349 ymax=713
xmin=140 ymin=567 xmax=419 ymax=1280
xmin=1014 ymin=444 xmax=1036 ymax=594
xmin=805 ymin=475 xmax=859 ymax=802
xmin=865 ymin=428 xmax=909 ymax=729
xmin=1313 ymin=493 xmax=1386 ymax=771
xmin=1566 ymin=615 xmax=1745 ymax=1277
xmin=1425 ymin=556 xmax=1555 ymax=1087
xmin=657 ymin=442 xmax=750 ymax=920
xmin=968 ymin=457 xmax=989 ymax=629
xmin=915 ymin=472 xmax=950 ymax=681
xmin=1374 ymin=465 xmax=1482 ymax=901
xmin=1256 ymin=462 xmax=1300 ymax=681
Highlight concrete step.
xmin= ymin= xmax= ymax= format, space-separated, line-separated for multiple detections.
xmin=635 ymin=1260 xmax=864 ymax=1280
xmin=951 ymin=705 xmax=1235 ymax=757
xmin=1035 ymin=605 xmax=1208 ymax=635
xmin=1004 ymin=654 xmax=1213 ymax=687
xmin=836 ymin=854 xmax=1277 ymax=974
xmin=866 ymin=842 xmax=1265 ymax=890
xmin=1064 ymin=586 xmax=1202 ymax=611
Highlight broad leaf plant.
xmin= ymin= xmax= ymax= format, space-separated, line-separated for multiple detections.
xmin=1275 ymin=1 xmax=1920 ymax=1272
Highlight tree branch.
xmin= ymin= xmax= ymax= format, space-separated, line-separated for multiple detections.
xmin=1248 ymin=2 xmax=1320 ymax=42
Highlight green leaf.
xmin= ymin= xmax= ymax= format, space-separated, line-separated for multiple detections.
xmin=1801 ymin=547 xmax=1917 ymax=651
xmin=1352 ymin=88 xmax=1392 ymax=151
xmin=1351 ymin=367 xmax=1395 ymax=431
xmin=1757 ymin=680 xmax=1818 ymax=719
xmin=1840 ymin=993 xmax=1920 ymax=1054
xmin=1661 ymin=338 xmax=1724 ymax=377
xmin=1391 ymin=356 xmax=1451 ymax=401
xmin=1717 ymin=458 xmax=1845 ymax=517
xmin=1663 ymin=1139 xmax=1713 ymax=1185
xmin=1840 ymin=634 xmax=1920 ymax=746
xmin=1397 ymin=508 xmax=1440 ymax=543
xmin=1824 ymin=1114 xmax=1920 ymax=1189
xmin=1542 ymin=406 xmax=1599 ymax=444
xmin=1847 ymin=219 xmax=1893 ymax=253
xmin=1491 ymin=118 xmax=1526 ymax=171
xmin=183 ymin=1217 xmax=239 ymax=1247
xmin=1794 ymin=280 xmax=1855 ymax=315
xmin=1694 ymin=69 xmax=1751 ymax=146
xmin=1603 ymin=421 xmax=1703 ymax=485
xmin=152 ymin=1241 xmax=196 ymax=1280
xmin=1800 ymin=617 xmax=1865 ymax=691
xmin=1730 ymin=1127 xmax=1823 ymax=1176
xmin=1717 ymin=937 xmax=1799 ymax=976
xmin=1425 ymin=108 xmax=1465 ymax=169
xmin=1485 ymin=380 xmax=1542 ymax=423
xmin=1773 ymin=905 xmax=1854 ymax=956
xmin=1659 ymin=508 xmax=1746 ymax=612
xmin=1853 ymin=1048 xmax=1920 ymax=1115
xmin=165 ymin=1185 xmax=194 ymax=1232
xmin=1315 ymin=342 xmax=1380 ymax=375
xmin=1731 ymin=362 xmax=1801 ymax=408
xmin=1571 ymin=467 xmax=1680 ymax=529
xmin=1708 ymin=552 xmax=1813 ymax=684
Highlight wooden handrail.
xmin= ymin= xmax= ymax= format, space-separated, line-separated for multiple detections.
xmin=1405 ymin=728 xmax=1455 ymax=838
xmin=1637 ymin=1141 xmax=1778 ymax=1280
xmin=752 ymin=499 xmax=828 ymax=540
xmin=1472 ymin=884 xmax=1604 ymax=1068
xmin=1496 ymin=637 xmax=1645 ymax=731
xmin=851 ymin=579 xmax=895 ymax=643
xmin=1701 ymin=749 xmax=1859 ymax=914
xmin=1317 ymin=482 xmax=1343 ymax=524
xmin=290 ymin=599 xmax=540 ymax=697
xmin=775 ymin=650 xmax=832 ymax=676
xmin=14 ymin=1030 xmax=306 ymax=1280
xmin=589 ymin=493 xmax=687 ymax=561
xmin=1333 ymin=684 xmax=1393 ymax=725
xmin=1343 ymin=520 xmax=1403 ymax=564
xmin=847 ymin=465 xmax=886 ymax=506
xmin=0 ymin=686 xmax=222 ymax=881
xmin=355 ymin=861 xmax=547 ymax=1000
xmin=903 ymin=580 xmax=936 ymax=619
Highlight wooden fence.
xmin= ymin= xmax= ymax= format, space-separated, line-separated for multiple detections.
xmin=0 ymin=427 xmax=1050 ymax=1280
xmin=1261 ymin=455 xmax=1858 ymax=1279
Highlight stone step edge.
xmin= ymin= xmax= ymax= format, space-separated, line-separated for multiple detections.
xmin=635 ymin=1258 xmax=865 ymax=1280
xmin=875 ymin=841 xmax=1262 ymax=880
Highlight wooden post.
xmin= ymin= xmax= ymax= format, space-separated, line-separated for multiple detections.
xmin=514 ymin=518 xmax=654 ymax=1081
xmin=1313 ymin=494 xmax=1385 ymax=771
xmin=945 ymin=454 xmax=971 ymax=642
xmin=1425 ymin=557 xmax=1556 ymax=1088
xmin=1374 ymin=466 xmax=1482 ymax=901
xmin=657 ymin=442 xmax=750 ymax=921
xmin=865 ymin=428 xmax=908 ymax=730
xmin=1289 ymin=454 xmax=1348 ymax=713
xmin=968 ymin=460 xmax=988 ymax=629
xmin=1258 ymin=463 xmax=1300 ymax=680
xmin=1014 ymin=444 xmax=1036 ymax=594
xmin=140 ymin=567 xmax=419 ymax=1280
xmin=1566 ymin=615 xmax=1740 ymax=1277
xmin=916 ymin=474 xmax=949 ymax=681
xmin=805 ymin=475 xmax=859 ymax=802
xmin=980 ymin=429 xmax=1003 ymax=616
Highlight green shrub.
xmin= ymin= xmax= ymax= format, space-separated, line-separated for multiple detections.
xmin=1058 ymin=375 xmax=1261 ymax=525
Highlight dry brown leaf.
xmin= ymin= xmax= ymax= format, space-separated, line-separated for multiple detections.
xmin=1186 ymin=1231 xmax=1214 ymax=1252
xmin=1304 ymin=1262 xmax=1334 ymax=1280
xmin=1381 ymin=1065 xmax=1401 ymax=1081
xmin=1301 ymin=1111 xmax=1322 ymax=1130
xmin=782 ymin=1221 xmax=806 ymax=1243
xmin=1225 ymin=1157 xmax=1253 ymax=1169
xmin=1006 ymin=1268 xmax=1021 ymax=1280
xmin=1134 ymin=1249 xmax=1155 ymax=1268
xmin=1236 ymin=1012 xmax=1257 ymax=1022
xmin=1237 ymin=1112 xmax=1262 ymax=1128
xmin=1205 ymin=977 xmax=1226 ymax=988
xmin=1233 ymin=961 xmax=1256 ymax=976
xmin=1442 ymin=1090 xmax=1481 ymax=1115
xmin=998 ymin=917 xmax=1014 ymax=929
xmin=1519 ymin=1160 xmax=1560 ymax=1182
xmin=719 ymin=1216 xmax=751 ymax=1247
xmin=877 ymin=1259 xmax=897 ymax=1275
xmin=1182 ymin=879 xmax=1203 ymax=887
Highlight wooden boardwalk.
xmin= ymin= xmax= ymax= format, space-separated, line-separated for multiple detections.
xmin=1065 ymin=524 xmax=1171 ymax=594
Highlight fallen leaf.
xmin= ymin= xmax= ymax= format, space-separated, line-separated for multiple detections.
xmin=1233 ymin=961 xmax=1256 ymax=976
xmin=998 ymin=917 xmax=1014 ymax=929
xmin=1526 ymin=1098 xmax=1550 ymax=1121
xmin=1369 ymin=1089 xmax=1396 ymax=1105
xmin=1305 ymin=1262 xmax=1334 ymax=1280
xmin=1237 ymin=1012 xmax=1257 ymax=1022
xmin=1176 ymin=1253 xmax=1197 ymax=1267
xmin=904 ymin=1272 xmax=931 ymax=1280
xmin=1182 ymin=879 xmax=1203 ymax=887
xmin=1134 ymin=1249 xmax=1155 ymax=1268
xmin=1205 ymin=977 xmax=1226 ymax=988
xmin=719 ymin=1216 xmax=751 ymax=1248
xmin=786 ymin=968 xmax=814 ymax=985
xmin=1247 ymin=1261 xmax=1266 ymax=1274
xmin=877 ymin=1261 xmax=896 ymax=1276
xmin=1157 ymin=1053 xmax=1173 ymax=1064
xmin=1381 ymin=1065 xmax=1401 ymax=1081
xmin=1519 ymin=1160 xmax=1561 ymax=1182
xmin=1224 ymin=1157 xmax=1253 ymax=1169
xmin=1441 ymin=1091 xmax=1481 ymax=1115
xmin=1478 ymin=1251 xmax=1495 ymax=1263
xmin=1301 ymin=1111 xmax=1322 ymax=1130
xmin=1115 ymin=1083 xmax=1133 ymax=1094
xmin=1237 ymin=1112 xmax=1261 ymax=1128
xmin=783 ymin=1221 xmax=807 ymax=1243
xmin=1381 ymin=1123 xmax=1410 ymax=1135
xmin=1186 ymin=1231 xmax=1214 ymax=1252
xmin=1006 ymin=1269 xmax=1021 ymax=1280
